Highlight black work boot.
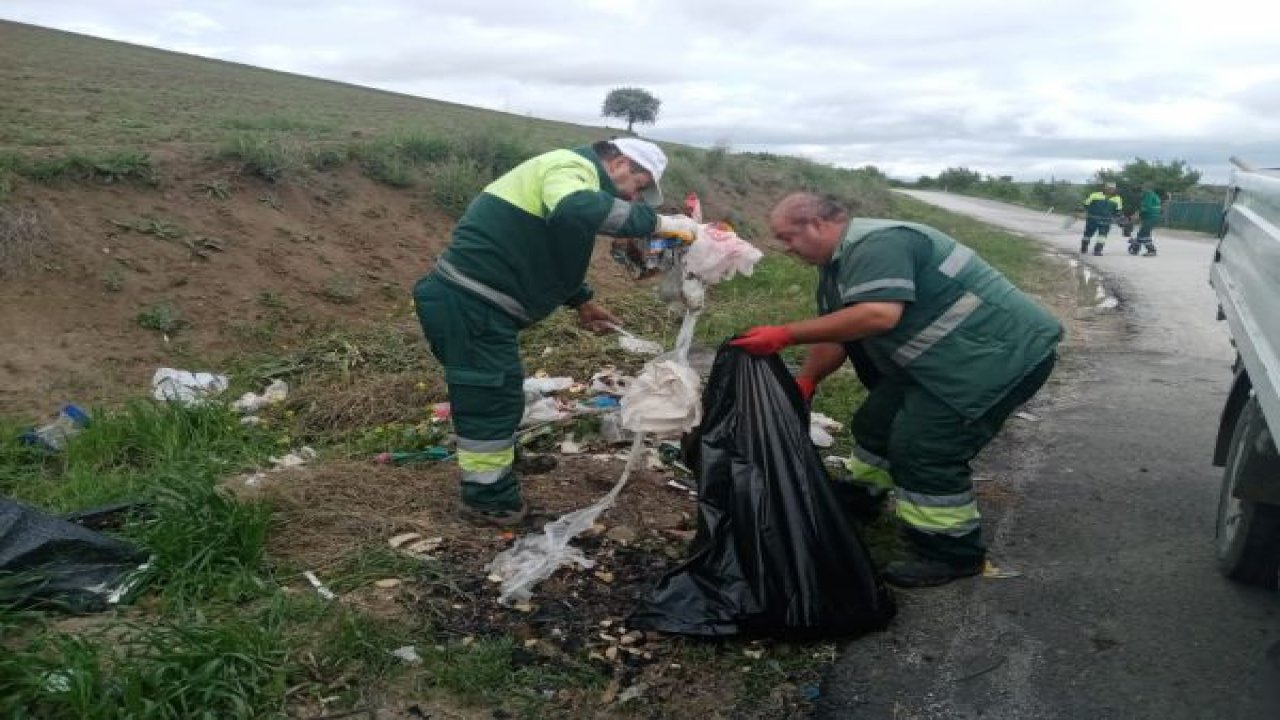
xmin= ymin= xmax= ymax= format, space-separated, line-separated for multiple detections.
xmin=1092 ymin=243 xmax=1104 ymax=256
xmin=882 ymin=557 xmax=984 ymax=588
xmin=1080 ymin=239 xmax=1089 ymax=254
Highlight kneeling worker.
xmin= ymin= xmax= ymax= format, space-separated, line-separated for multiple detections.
xmin=731 ymin=193 xmax=1062 ymax=587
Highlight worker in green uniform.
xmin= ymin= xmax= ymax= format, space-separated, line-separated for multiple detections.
xmin=731 ymin=193 xmax=1062 ymax=587
xmin=1079 ymin=181 xmax=1124 ymax=255
xmin=414 ymin=138 xmax=700 ymax=526
xmin=1128 ymin=184 xmax=1162 ymax=257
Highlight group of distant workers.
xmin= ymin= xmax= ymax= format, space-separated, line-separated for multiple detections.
xmin=1079 ymin=181 xmax=1167 ymax=257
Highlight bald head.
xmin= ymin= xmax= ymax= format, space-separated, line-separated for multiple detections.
xmin=770 ymin=192 xmax=849 ymax=227
xmin=769 ymin=192 xmax=849 ymax=265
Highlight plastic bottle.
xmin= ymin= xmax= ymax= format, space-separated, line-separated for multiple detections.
xmin=21 ymin=405 xmax=91 ymax=451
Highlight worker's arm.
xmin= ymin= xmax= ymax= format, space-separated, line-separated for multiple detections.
xmin=731 ymin=302 xmax=904 ymax=356
xmin=798 ymin=342 xmax=848 ymax=384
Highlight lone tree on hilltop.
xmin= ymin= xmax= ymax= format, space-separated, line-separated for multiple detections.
xmin=602 ymin=87 xmax=661 ymax=133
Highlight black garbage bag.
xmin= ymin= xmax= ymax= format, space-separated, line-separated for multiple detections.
xmin=629 ymin=344 xmax=896 ymax=638
xmin=0 ymin=498 xmax=148 ymax=612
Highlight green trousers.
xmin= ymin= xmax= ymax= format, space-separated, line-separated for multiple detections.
xmin=848 ymin=356 xmax=1056 ymax=565
xmin=413 ymin=275 xmax=525 ymax=512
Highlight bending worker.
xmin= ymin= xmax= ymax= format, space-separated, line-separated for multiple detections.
xmin=414 ymin=139 xmax=699 ymax=526
xmin=1080 ymin=181 xmax=1124 ymax=255
xmin=731 ymin=193 xmax=1062 ymax=587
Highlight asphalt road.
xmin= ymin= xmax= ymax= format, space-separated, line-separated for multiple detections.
xmin=815 ymin=191 xmax=1280 ymax=719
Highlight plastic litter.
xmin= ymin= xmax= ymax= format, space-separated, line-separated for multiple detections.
xmin=683 ymin=224 xmax=764 ymax=285
xmin=809 ymin=412 xmax=843 ymax=448
xmin=389 ymin=645 xmax=423 ymax=664
xmin=619 ymin=360 xmax=701 ymax=436
xmin=627 ymin=344 xmax=896 ymax=638
xmin=590 ymin=369 xmax=633 ymax=396
xmin=303 ymin=570 xmax=337 ymax=600
xmin=0 ymin=498 xmax=150 ymax=612
xmin=488 ymin=432 xmax=647 ymax=605
xmin=523 ymin=376 xmax=574 ymax=394
xmin=521 ymin=396 xmax=568 ymax=426
xmin=151 ymin=368 xmax=228 ymax=405
xmin=20 ymin=404 xmax=91 ymax=452
xmin=231 ymin=379 xmax=289 ymax=413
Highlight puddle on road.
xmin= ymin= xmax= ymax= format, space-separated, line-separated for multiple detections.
xmin=1068 ymin=258 xmax=1119 ymax=310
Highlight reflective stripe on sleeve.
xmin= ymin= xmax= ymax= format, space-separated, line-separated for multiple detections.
xmin=842 ymin=278 xmax=915 ymax=301
xmin=937 ymin=244 xmax=974 ymax=277
xmin=599 ymin=198 xmax=632 ymax=234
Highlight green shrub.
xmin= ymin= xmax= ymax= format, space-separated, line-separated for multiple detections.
xmin=397 ymin=132 xmax=452 ymax=163
xmin=136 ymin=301 xmax=186 ymax=334
xmin=217 ymin=135 xmax=306 ymax=183
xmin=430 ymin=158 xmax=487 ymax=218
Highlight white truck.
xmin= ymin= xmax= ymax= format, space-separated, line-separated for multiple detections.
xmin=1211 ymin=157 xmax=1280 ymax=589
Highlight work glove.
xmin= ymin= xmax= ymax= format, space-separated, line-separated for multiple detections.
xmin=730 ymin=325 xmax=795 ymax=356
xmin=655 ymin=214 xmax=702 ymax=245
xmin=795 ymin=375 xmax=818 ymax=403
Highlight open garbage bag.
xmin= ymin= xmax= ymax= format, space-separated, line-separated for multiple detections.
xmin=628 ymin=344 xmax=896 ymax=637
xmin=0 ymin=498 xmax=149 ymax=612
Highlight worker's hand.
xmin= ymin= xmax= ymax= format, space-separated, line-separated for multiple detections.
xmin=576 ymin=301 xmax=620 ymax=335
xmin=730 ymin=325 xmax=795 ymax=356
xmin=795 ymin=375 xmax=818 ymax=403
xmin=655 ymin=214 xmax=702 ymax=245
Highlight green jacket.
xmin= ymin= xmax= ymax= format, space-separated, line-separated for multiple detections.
xmin=1082 ymin=191 xmax=1123 ymax=221
xmin=819 ymin=220 xmax=1062 ymax=418
xmin=1139 ymin=190 xmax=1162 ymax=221
xmin=431 ymin=146 xmax=658 ymax=326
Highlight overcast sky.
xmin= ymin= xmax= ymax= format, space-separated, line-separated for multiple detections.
xmin=6 ymin=0 xmax=1279 ymax=182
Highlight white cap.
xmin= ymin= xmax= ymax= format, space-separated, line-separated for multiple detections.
xmin=611 ymin=138 xmax=666 ymax=206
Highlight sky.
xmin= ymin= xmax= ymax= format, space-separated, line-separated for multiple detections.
xmin=5 ymin=0 xmax=1279 ymax=182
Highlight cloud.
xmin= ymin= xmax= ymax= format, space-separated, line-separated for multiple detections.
xmin=2 ymin=0 xmax=1273 ymax=182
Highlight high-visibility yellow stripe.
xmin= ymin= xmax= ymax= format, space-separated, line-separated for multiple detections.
xmin=845 ymin=456 xmax=894 ymax=491
xmin=483 ymin=149 xmax=599 ymax=218
xmin=895 ymin=497 xmax=981 ymax=536
xmin=457 ymin=447 xmax=515 ymax=472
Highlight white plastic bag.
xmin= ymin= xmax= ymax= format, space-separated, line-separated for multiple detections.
xmin=151 ymin=368 xmax=229 ymax=406
xmin=683 ymin=224 xmax=763 ymax=284
xmin=619 ymin=359 xmax=701 ymax=435
xmin=231 ymin=379 xmax=289 ymax=413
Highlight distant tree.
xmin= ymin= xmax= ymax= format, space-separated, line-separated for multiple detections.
xmin=936 ymin=166 xmax=981 ymax=191
xmin=601 ymin=87 xmax=661 ymax=133
xmin=1094 ymin=157 xmax=1202 ymax=195
xmin=916 ymin=175 xmax=936 ymax=188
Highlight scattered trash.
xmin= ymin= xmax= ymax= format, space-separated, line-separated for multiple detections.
xmin=982 ymin=560 xmax=1022 ymax=579
xmin=560 ymin=434 xmax=584 ymax=455
xmin=389 ymin=532 xmax=442 ymax=558
xmin=1014 ymin=411 xmax=1040 ymax=422
xmin=487 ymin=434 xmax=647 ymax=605
xmin=617 ymin=682 xmax=649 ymax=704
xmin=607 ymin=324 xmax=664 ymax=356
xmin=521 ymin=396 xmax=568 ymax=426
xmin=683 ymin=223 xmax=765 ymax=285
xmin=802 ymin=686 xmax=821 ymax=701
xmin=809 ymin=412 xmax=843 ymax=448
xmin=239 ymin=416 xmax=263 ymax=426
xmin=590 ymin=368 xmax=633 ymax=396
xmin=19 ymin=404 xmax=91 ymax=452
xmin=0 ymin=499 xmax=150 ymax=612
xmin=268 ymin=446 xmax=317 ymax=469
xmin=599 ymin=412 xmax=633 ymax=445
xmin=389 ymin=645 xmax=422 ymax=664
xmin=374 ymin=578 xmax=402 ymax=589
xmin=620 ymin=360 xmax=701 ymax=436
xmin=304 ymin=570 xmax=337 ymax=600
xmin=374 ymin=447 xmax=452 ymax=465
xmin=151 ymin=368 xmax=228 ymax=405
xmin=431 ymin=402 xmax=452 ymax=421
xmin=523 ymin=376 xmax=574 ymax=394
xmin=579 ymin=395 xmax=621 ymax=410
xmin=230 ymin=379 xmax=289 ymax=413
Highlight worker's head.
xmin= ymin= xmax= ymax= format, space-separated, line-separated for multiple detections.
xmin=1103 ymin=181 xmax=1117 ymax=195
xmin=769 ymin=192 xmax=849 ymax=265
xmin=594 ymin=139 xmax=666 ymax=206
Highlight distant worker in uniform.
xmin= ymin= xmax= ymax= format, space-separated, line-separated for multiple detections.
xmin=413 ymin=139 xmax=700 ymax=526
xmin=730 ymin=193 xmax=1062 ymax=587
xmin=1080 ymin=181 xmax=1124 ymax=255
xmin=1129 ymin=183 xmax=1162 ymax=257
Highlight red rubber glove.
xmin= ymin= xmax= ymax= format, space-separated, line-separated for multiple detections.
xmin=795 ymin=375 xmax=818 ymax=403
xmin=731 ymin=325 xmax=795 ymax=356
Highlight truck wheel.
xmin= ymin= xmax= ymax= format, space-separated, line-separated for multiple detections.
xmin=1216 ymin=395 xmax=1280 ymax=588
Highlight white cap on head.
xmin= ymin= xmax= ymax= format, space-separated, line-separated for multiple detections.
xmin=611 ymin=138 xmax=666 ymax=206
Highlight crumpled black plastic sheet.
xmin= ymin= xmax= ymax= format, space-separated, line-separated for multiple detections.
xmin=629 ymin=344 xmax=896 ymax=638
xmin=0 ymin=498 xmax=148 ymax=612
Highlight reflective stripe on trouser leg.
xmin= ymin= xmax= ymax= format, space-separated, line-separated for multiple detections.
xmin=840 ymin=444 xmax=894 ymax=493
xmin=895 ymin=488 xmax=981 ymax=536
